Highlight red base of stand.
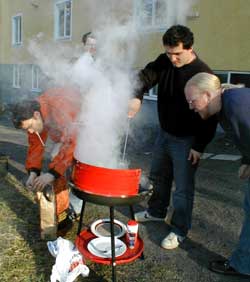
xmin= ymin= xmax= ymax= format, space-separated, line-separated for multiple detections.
xmin=76 ymin=229 xmax=144 ymax=265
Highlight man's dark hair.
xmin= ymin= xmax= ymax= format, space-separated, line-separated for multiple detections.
xmin=11 ymin=99 xmax=40 ymax=128
xmin=82 ymin=32 xmax=92 ymax=45
xmin=162 ymin=25 xmax=194 ymax=49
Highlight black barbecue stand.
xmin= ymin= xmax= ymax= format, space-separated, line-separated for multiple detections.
xmin=69 ymin=182 xmax=152 ymax=282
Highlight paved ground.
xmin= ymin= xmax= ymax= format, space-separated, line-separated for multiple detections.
xmin=0 ymin=113 xmax=249 ymax=282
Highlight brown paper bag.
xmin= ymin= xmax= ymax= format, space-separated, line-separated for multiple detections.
xmin=37 ymin=177 xmax=70 ymax=240
xmin=37 ymin=190 xmax=57 ymax=240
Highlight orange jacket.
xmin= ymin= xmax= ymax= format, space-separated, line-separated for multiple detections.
xmin=25 ymin=87 xmax=81 ymax=176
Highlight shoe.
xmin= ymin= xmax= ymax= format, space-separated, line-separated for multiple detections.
xmin=67 ymin=210 xmax=80 ymax=222
xmin=209 ymin=260 xmax=250 ymax=277
xmin=161 ymin=232 xmax=185 ymax=250
xmin=134 ymin=210 xmax=165 ymax=222
xmin=68 ymin=205 xmax=80 ymax=222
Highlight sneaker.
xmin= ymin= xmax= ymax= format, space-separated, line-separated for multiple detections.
xmin=161 ymin=232 xmax=185 ymax=250
xmin=209 ymin=260 xmax=250 ymax=277
xmin=68 ymin=205 xmax=80 ymax=222
xmin=67 ymin=209 xmax=80 ymax=222
xmin=134 ymin=210 xmax=165 ymax=222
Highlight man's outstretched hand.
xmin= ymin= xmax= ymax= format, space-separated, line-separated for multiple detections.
xmin=26 ymin=171 xmax=38 ymax=190
xmin=128 ymin=98 xmax=142 ymax=118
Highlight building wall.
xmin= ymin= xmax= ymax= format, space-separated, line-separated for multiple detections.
xmin=134 ymin=0 xmax=250 ymax=72
xmin=191 ymin=0 xmax=250 ymax=72
xmin=1 ymin=0 xmax=249 ymax=68
xmin=0 ymin=0 xmax=250 ymax=102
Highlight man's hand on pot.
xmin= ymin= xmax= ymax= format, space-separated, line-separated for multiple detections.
xmin=33 ymin=173 xmax=55 ymax=191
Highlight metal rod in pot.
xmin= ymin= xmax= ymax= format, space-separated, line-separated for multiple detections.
xmin=122 ymin=118 xmax=131 ymax=162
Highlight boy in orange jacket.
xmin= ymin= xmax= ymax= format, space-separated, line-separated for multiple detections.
xmin=12 ymin=87 xmax=82 ymax=238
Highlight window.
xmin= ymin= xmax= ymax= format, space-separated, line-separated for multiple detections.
xmin=32 ymin=65 xmax=41 ymax=91
xmin=13 ymin=65 xmax=21 ymax=88
xmin=134 ymin=0 xmax=175 ymax=31
xmin=214 ymin=71 xmax=229 ymax=84
xmin=145 ymin=84 xmax=158 ymax=100
xmin=12 ymin=14 xmax=22 ymax=45
xmin=55 ymin=0 xmax=72 ymax=39
xmin=214 ymin=71 xmax=250 ymax=87
xmin=230 ymin=73 xmax=250 ymax=87
xmin=144 ymin=71 xmax=250 ymax=101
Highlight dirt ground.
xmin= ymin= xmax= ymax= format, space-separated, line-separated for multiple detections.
xmin=0 ymin=121 xmax=249 ymax=282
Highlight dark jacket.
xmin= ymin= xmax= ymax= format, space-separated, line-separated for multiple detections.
xmin=220 ymin=88 xmax=250 ymax=164
xmin=136 ymin=53 xmax=218 ymax=152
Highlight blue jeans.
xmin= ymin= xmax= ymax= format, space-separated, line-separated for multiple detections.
xmin=229 ymin=179 xmax=250 ymax=275
xmin=147 ymin=129 xmax=197 ymax=237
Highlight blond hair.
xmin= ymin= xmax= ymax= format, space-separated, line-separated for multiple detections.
xmin=185 ymin=72 xmax=221 ymax=93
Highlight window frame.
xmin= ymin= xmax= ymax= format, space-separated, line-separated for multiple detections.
xmin=12 ymin=13 xmax=23 ymax=46
xmin=54 ymin=0 xmax=72 ymax=40
xmin=31 ymin=65 xmax=41 ymax=92
xmin=143 ymin=71 xmax=250 ymax=101
xmin=229 ymin=71 xmax=250 ymax=87
xmin=133 ymin=0 xmax=175 ymax=32
xmin=144 ymin=84 xmax=158 ymax=101
xmin=13 ymin=64 xmax=21 ymax=88
xmin=213 ymin=70 xmax=230 ymax=84
xmin=214 ymin=70 xmax=250 ymax=87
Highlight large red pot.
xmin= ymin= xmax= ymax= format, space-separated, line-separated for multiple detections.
xmin=71 ymin=160 xmax=141 ymax=197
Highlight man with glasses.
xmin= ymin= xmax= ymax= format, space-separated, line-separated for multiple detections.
xmin=184 ymin=72 xmax=250 ymax=278
xmin=128 ymin=25 xmax=218 ymax=249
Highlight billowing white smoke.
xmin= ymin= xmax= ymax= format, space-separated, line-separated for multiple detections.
xmin=27 ymin=0 xmax=198 ymax=169
xmin=28 ymin=33 xmax=81 ymax=87
xmin=28 ymin=22 xmax=138 ymax=169
xmin=174 ymin=0 xmax=199 ymax=24
xmin=73 ymin=23 xmax=138 ymax=168
xmin=137 ymin=0 xmax=198 ymax=27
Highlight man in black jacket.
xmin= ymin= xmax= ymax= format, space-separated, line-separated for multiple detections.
xmin=128 ymin=25 xmax=217 ymax=249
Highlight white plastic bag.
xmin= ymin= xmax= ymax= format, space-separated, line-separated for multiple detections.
xmin=47 ymin=237 xmax=89 ymax=282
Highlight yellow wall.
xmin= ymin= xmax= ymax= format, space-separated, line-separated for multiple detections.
xmin=190 ymin=0 xmax=250 ymax=71
xmin=0 ymin=0 xmax=98 ymax=64
xmin=0 ymin=0 xmax=9 ymax=63
xmin=1 ymin=0 xmax=53 ymax=63
xmin=0 ymin=0 xmax=250 ymax=71
xmin=134 ymin=0 xmax=250 ymax=72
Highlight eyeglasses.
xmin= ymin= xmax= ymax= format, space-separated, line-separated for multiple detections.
xmin=187 ymin=98 xmax=200 ymax=108
xmin=187 ymin=100 xmax=195 ymax=105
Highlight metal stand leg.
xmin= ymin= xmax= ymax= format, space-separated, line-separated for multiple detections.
xmin=77 ymin=200 xmax=86 ymax=235
xmin=129 ymin=205 xmax=135 ymax=220
xmin=110 ymin=206 xmax=116 ymax=282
